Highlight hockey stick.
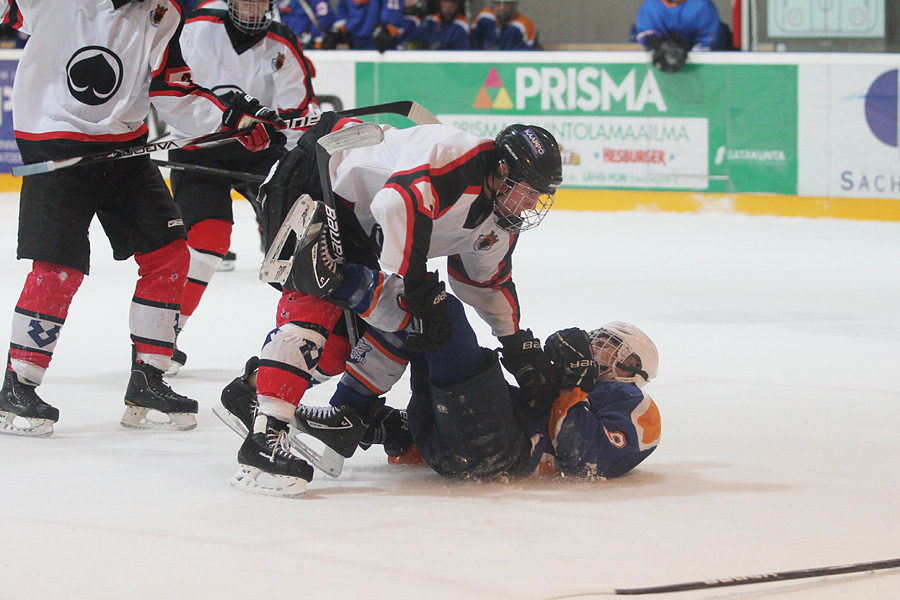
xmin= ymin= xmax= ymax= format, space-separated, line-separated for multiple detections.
xmin=11 ymin=126 xmax=255 ymax=177
xmin=543 ymin=557 xmax=900 ymax=597
xmin=211 ymin=403 xmax=345 ymax=478
xmin=316 ymin=122 xmax=385 ymax=347
xmin=151 ymin=159 xmax=266 ymax=182
xmin=12 ymin=112 xmax=326 ymax=178
xmin=340 ymin=100 xmax=441 ymax=125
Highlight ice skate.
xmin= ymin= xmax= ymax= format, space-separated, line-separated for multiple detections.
xmin=164 ymin=346 xmax=188 ymax=377
xmin=285 ymin=201 xmax=344 ymax=297
xmin=232 ymin=413 xmax=313 ymax=499
xmin=121 ymin=361 xmax=199 ymax=431
xmin=293 ymin=402 xmax=371 ymax=459
xmin=212 ymin=356 xmax=259 ymax=436
xmin=0 ymin=369 xmax=59 ymax=438
xmin=217 ymin=250 xmax=236 ymax=272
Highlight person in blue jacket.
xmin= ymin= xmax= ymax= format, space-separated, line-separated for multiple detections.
xmin=324 ymin=0 xmax=404 ymax=51
xmin=420 ymin=0 xmax=469 ymax=50
xmin=471 ymin=0 xmax=537 ymax=50
xmin=386 ymin=296 xmax=661 ymax=480
xmin=276 ymin=0 xmax=336 ymax=48
xmin=634 ymin=0 xmax=732 ymax=72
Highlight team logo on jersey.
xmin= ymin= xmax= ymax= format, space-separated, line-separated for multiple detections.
xmin=66 ymin=46 xmax=123 ymax=106
xmin=272 ymin=52 xmax=286 ymax=72
xmin=474 ymin=231 xmax=499 ymax=251
xmin=150 ymin=4 xmax=168 ymax=27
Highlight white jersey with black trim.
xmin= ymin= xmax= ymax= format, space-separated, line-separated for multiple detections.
xmin=2 ymin=0 xmax=224 ymax=156
xmin=175 ymin=10 xmax=320 ymax=147
xmin=331 ymin=123 xmax=522 ymax=338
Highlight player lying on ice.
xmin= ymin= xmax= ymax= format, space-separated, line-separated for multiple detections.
xmin=219 ymin=225 xmax=661 ymax=492
xmin=217 ymin=112 xmax=564 ymax=497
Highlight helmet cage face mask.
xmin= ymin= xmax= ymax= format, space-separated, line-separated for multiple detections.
xmin=228 ymin=0 xmax=274 ymax=34
xmin=493 ymin=168 xmax=556 ymax=233
xmin=588 ymin=324 xmax=657 ymax=388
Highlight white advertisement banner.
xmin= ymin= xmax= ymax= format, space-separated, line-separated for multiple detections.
xmin=442 ymin=114 xmax=710 ymax=190
xmin=799 ymin=62 xmax=900 ymax=199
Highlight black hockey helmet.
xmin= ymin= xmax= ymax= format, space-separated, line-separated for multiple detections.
xmin=494 ymin=124 xmax=563 ymax=195
xmin=227 ymin=0 xmax=275 ymax=34
xmin=491 ymin=124 xmax=562 ymax=233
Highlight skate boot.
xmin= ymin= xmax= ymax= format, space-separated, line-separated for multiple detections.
xmin=217 ymin=250 xmax=236 ymax=272
xmin=121 ymin=361 xmax=199 ymax=431
xmin=164 ymin=329 xmax=187 ymax=377
xmin=213 ymin=356 xmax=259 ymax=436
xmin=232 ymin=413 xmax=313 ymax=498
xmin=359 ymin=406 xmax=414 ymax=458
xmin=0 ymin=369 xmax=59 ymax=438
xmin=285 ymin=201 xmax=344 ymax=297
xmin=293 ymin=402 xmax=375 ymax=458
xmin=165 ymin=346 xmax=188 ymax=377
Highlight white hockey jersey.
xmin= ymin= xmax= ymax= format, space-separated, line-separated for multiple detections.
xmin=331 ymin=123 xmax=522 ymax=338
xmin=2 ymin=0 xmax=225 ymax=162
xmin=175 ymin=8 xmax=320 ymax=148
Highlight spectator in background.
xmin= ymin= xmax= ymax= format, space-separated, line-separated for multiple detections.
xmin=395 ymin=0 xmax=425 ymax=49
xmin=323 ymin=0 xmax=405 ymax=52
xmin=634 ymin=0 xmax=732 ymax=73
xmin=277 ymin=0 xmax=336 ymax=48
xmin=421 ymin=0 xmax=469 ymax=49
xmin=471 ymin=0 xmax=537 ymax=50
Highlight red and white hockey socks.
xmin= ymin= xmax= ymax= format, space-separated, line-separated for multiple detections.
xmin=255 ymin=291 xmax=347 ymax=420
xmin=131 ymin=240 xmax=189 ymax=372
xmin=8 ymin=261 xmax=84 ymax=385
xmin=182 ymin=219 xmax=232 ymax=321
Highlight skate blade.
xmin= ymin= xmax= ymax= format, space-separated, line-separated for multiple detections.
xmin=0 ymin=410 xmax=54 ymax=438
xmin=213 ymin=404 xmax=343 ymax=478
xmin=259 ymin=194 xmax=316 ymax=284
xmin=120 ymin=406 xmax=198 ymax=431
xmin=287 ymin=427 xmax=344 ymax=478
xmin=211 ymin=404 xmax=249 ymax=437
xmin=216 ymin=259 xmax=236 ymax=272
xmin=230 ymin=465 xmax=307 ymax=499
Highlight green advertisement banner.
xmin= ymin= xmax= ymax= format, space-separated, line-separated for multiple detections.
xmin=356 ymin=61 xmax=797 ymax=194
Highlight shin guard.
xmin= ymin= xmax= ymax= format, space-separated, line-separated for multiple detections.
xmin=9 ymin=261 xmax=84 ymax=385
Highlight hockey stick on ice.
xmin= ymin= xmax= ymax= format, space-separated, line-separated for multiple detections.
xmin=316 ymin=122 xmax=385 ymax=347
xmin=211 ymin=403 xmax=345 ymax=478
xmin=11 ymin=126 xmax=256 ymax=177
xmin=542 ymin=557 xmax=900 ymax=597
xmin=340 ymin=100 xmax=441 ymax=125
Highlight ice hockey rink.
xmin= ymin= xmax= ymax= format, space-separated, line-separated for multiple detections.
xmin=1 ymin=191 xmax=898 ymax=600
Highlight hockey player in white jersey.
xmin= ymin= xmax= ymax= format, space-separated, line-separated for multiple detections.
xmin=219 ymin=113 xmax=563 ymax=496
xmin=0 ymin=0 xmax=284 ymax=438
xmin=166 ymin=0 xmax=321 ymax=376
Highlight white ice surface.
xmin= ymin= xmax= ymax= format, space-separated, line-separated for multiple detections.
xmin=1 ymin=193 xmax=899 ymax=600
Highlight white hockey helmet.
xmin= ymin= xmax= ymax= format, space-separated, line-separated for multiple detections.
xmin=588 ymin=321 xmax=658 ymax=388
xmin=227 ymin=0 xmax=275 ymax=34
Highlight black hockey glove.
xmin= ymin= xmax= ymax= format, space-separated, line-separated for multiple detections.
xmin=499 ymin=329 xmax=559 ymax=414
xmin=221 ymin=93 xmax=286 ymax=152
xmin=372 ymin=23 xmax=396 ymax=53
xmin=651 ymin=36 xmax=688 ymax=73
xmin=544 ymin=327 xmax=600 ymax=391
xmin=399 ymin=272 xmax=452 ymax=353
xmin=321 ymin=27 xmax=343 ymax=49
